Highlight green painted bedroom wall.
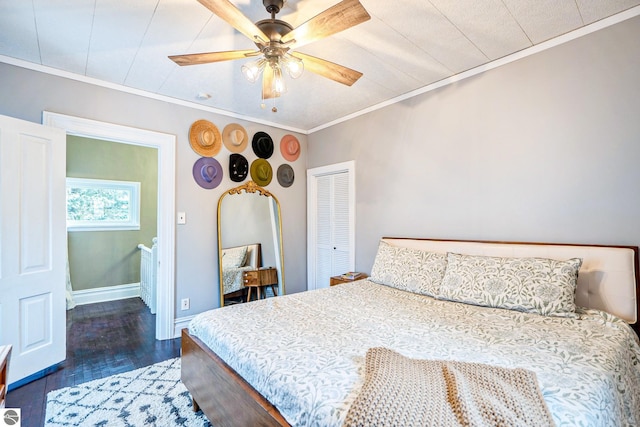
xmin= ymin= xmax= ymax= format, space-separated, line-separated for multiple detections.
xmin=66 ymin=135 xmax=158 ymax=291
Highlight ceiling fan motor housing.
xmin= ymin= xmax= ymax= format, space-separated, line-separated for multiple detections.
xmin=256 ymin=19 xmax=293 ymax=43
xmin=263 ymin=0 xmax=285 ymax=15
xmin=255 ymin=19 xmax=294 ymax=63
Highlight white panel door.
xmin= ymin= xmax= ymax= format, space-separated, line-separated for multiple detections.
xmin=307 ymin=162 xmax=355 ymax=290
xmin=0 ymin=114 xmax=66 ymax=385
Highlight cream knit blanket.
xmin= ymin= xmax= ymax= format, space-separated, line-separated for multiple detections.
xmin=344 ymin=348 xmax=555 ymax=427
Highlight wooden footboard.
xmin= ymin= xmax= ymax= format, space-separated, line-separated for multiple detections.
xmin=181 ymin=328 xmax=290 ymax=427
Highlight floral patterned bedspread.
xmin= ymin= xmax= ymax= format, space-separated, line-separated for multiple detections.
xmin=222 ymin=265 xmax=253 ymax=294
xmin=188 ymin=280 xmax=640 ymax=427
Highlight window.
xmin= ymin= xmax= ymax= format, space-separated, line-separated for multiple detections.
xmin=66 ymin=178 xmax=141 ymax=231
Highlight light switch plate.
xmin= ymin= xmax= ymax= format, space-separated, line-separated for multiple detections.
xmin=177 ymin=212 xmax=186 ymax=225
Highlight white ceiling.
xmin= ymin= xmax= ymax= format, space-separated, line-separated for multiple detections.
xmin=1 ymin=0 xmax=639 ymax=133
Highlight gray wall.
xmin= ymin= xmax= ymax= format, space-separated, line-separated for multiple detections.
xmin=308 ymin=15 xmax=640 ymax=274
xmin=0 ymin=64 xmax=308 ymax=317
xmin=67 ymin=135 xmax=158 ymax=291
xmin=2 ymin=13 xmax=638 ymax=319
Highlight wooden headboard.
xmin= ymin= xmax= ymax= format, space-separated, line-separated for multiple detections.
xmin=245 ymin=243 xmax=262 ymax=268
xmin=382 ymin=238 xmax=639 ymax=332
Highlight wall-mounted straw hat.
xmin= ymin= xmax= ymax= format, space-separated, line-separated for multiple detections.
xmin=222 ymin=123 xmax=249 ymax=153
xmin=189 ymin=119 xmax=221 ymax=157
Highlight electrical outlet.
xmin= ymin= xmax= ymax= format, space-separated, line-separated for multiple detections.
xmin=181 ymin=298 xmax=190 ymax=310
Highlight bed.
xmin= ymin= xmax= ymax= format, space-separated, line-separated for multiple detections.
xmin=182 ymin=237 xmax=640 ymax=426
xmin=221 ymin=243 xmax=261 ymax=299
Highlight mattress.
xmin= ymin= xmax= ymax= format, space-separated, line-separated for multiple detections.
xmin=188 ymin=280 xmax=640 ymax=427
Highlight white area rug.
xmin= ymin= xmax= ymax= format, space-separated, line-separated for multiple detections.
xmin=45 ymin=358 xmax=212 ymax=426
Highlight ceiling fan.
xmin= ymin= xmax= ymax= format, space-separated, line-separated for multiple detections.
xmin=169 ymin=0 xmax=371 ymax=106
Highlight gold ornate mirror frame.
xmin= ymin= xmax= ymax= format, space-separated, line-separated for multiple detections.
xmin=217 ymin=181 xmax=285 ymax=306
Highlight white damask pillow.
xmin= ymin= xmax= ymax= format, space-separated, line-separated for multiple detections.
xmin=222 ymin=245 xmax=248 ymax=269
xmin=439 ymin=252 xmax=582 ymax=317
xmin=369 ymin=240 xmax=447 ymax=297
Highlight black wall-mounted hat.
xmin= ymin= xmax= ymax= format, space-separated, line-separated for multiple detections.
xmin=252 ymin=131 xmax=274 ymax=159
xmin=229 ymin=153 xmax=249 ymax=182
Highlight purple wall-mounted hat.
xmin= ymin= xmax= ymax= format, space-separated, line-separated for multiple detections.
xmin=193 ymin=157 xmax=223 ymax=189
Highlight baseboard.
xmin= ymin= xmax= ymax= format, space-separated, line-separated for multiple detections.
xmin=72 ymin=283 xmax=141 ymax=306
xmin=174 ymin=315 xmax=195 ymax=338
xmin=8 ymin=362 xmax=62 ymax=391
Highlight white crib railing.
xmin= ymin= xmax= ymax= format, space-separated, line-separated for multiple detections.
xmin=138 ymin=237 xmax=158 ymax=314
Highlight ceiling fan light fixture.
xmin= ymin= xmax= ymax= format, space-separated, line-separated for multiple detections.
xmin=271 ymin=62 xmax=286 ymax=95
xmin=282 ymin=53 xmax=304 ymax=79
xmin=241 ymin=58 xmax=266 ymax=83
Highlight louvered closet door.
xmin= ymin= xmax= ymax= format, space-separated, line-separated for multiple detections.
xmin=314 ymin=171 xmax=352 ymax=289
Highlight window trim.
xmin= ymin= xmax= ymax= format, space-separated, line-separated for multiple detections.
xmin=66 ymin=177 xmax=141 ymax=232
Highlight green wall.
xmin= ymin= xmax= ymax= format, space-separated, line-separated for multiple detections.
xmin=67 ymin=135 xmax=158 ymax=291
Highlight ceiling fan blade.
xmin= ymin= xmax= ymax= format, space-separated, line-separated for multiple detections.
xmin=169 ymin=49 xmax=259 ymax=66
xmin=291 ymin=52 xmax=363 ymax=86
xmin=281 ymin=0 xmax=370 ymax=48
xmin=197 ymin=0 xmax=270 ymax=44
xmin=262 ymin=66 xmax=278 ymax=100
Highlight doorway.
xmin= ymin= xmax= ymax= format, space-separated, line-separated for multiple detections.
xmin=43 ymin=112 xmax=176 ymax=340
xmin=306 ymin=161 xmax=355 ymax=291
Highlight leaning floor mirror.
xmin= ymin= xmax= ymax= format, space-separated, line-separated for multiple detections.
xmin=217 ymin=181 xmax=285 ymax=306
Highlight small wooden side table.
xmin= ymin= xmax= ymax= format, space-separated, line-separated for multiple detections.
xmin=244 ymin=267 xmax=278 ymax=301
xmin=0 ymin=344 xmax=12 ymax=408
xmin=330 ymin=273 xmax=368 ymax=286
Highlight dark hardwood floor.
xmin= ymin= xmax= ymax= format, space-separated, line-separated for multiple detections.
xmin=6 ymin=297 xmax=181 ymax=427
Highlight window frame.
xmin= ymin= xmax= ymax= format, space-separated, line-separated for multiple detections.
xmin=66 ymin=177 xmax=141 ymax=232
